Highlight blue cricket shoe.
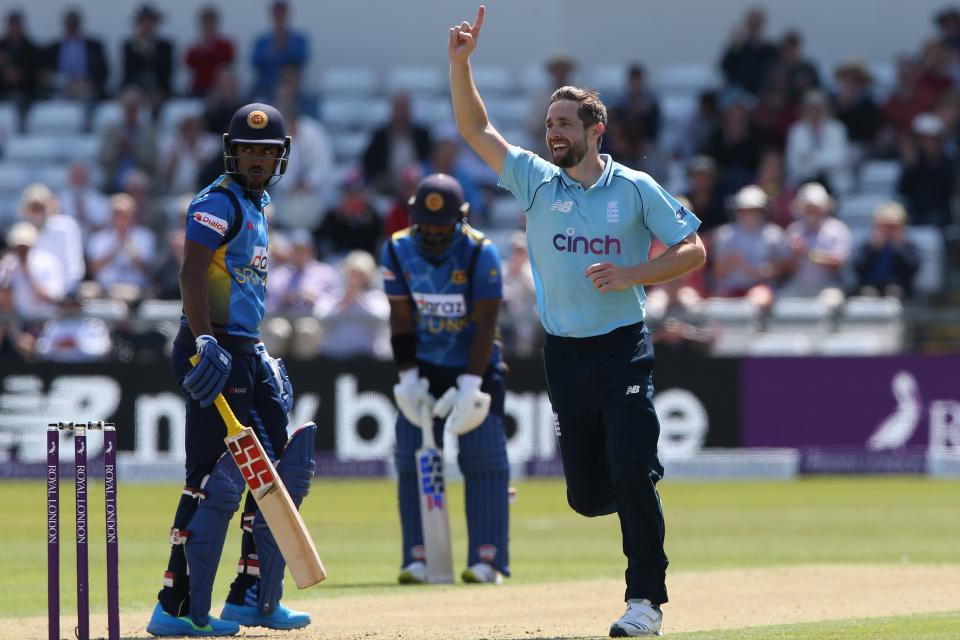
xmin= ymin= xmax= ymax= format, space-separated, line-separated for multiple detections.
xmin=146 ymin=602 xmax=240 ymax=637
xmin=220 ymin=602 xmax=311 ymax=630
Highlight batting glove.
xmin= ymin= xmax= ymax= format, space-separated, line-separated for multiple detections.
xmin=438 ymin=374 xmax=490 ymax=435
xmin=183 ymin=335 xmax=232 ymax=408
xmin=393 ymin=368 xmax=434 ymax=427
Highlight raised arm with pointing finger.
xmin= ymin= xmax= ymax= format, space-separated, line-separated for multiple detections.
xmin=448 ymin=5 xmax=509 ymax=174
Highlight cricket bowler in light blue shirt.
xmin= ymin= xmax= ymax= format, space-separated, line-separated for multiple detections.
xmin=448 ymin=6 xmax=706 ymax=637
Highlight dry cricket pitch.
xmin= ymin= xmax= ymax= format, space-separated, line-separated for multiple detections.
xmin=6 ymin=564 xmax=959 ymax=639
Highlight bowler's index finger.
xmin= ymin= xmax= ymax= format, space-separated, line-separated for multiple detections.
xmin=474 ymin=5 xmax=485 ymax=32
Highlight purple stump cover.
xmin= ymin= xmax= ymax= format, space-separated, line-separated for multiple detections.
xmin=47 ymin=425 xmax=59 ymax=640
xmin=102 ymin=424 xmax=120 ymax=640
xmin=74 ymin=424 xmax=89 ymax=640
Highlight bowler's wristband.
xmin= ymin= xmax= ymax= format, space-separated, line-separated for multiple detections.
xmin=391 ymin=333 xmax=417 ymax=369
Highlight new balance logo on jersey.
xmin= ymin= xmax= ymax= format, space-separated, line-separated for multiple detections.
xmin=550 ymin=200 xmax=574 ymax=213
xmin=552 ymin=228 xmax=622 ymax=255
xmin=626 ymin=385 xmax=641 ymax=395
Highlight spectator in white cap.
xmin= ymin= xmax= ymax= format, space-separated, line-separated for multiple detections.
xmin=781 ymin=182 xmax=851 ymax=297
xmin=785 ymin=90 xmax=852 ymax=194
xmin=710 ymin=185 xmax=790 ymax=310
xmin=19 ymin=183 xmax=85 ymax=291
xmin=0 ymin=222 xmax=66 ymax=322
xmin=897 ymin=112 xmax=956 ymax=228
xmin=852 ymin=201 xmax=920 ymax=299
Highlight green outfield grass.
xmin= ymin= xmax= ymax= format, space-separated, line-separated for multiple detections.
xmin=4 ymin=476 xmax=959 ymax=628
xmin=670 ymin=611 xmax=960 ymax=640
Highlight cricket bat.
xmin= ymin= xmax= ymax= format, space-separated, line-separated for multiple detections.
xmin=416 ymin=401 xmax=454 ymax=583
xmin=190 ymin=356 xmax=326 ymax=588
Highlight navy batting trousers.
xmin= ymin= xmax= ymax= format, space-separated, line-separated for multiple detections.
xmin=543 ymin=322 xmax=668 ymax=604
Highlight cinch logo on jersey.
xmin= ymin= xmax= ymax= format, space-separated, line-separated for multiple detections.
xmin=552 ymin=228 xmax=622 ymax=255
xmin=250 ymin=245 xmax=268 ymax=271
xmin=413 ymin=292 xmax=467 ymax=318
xmin=193 ymin=212 xmax=228 ymax=236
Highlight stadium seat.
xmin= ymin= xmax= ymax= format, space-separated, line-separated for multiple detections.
xmin=91 ymin=100 xmax=122 ymax=133
xmin=81 ymin=298 xmax=129 ymax=322
xmin=520 ymin=65 xmax=551 ymax=92
xmin=836 ymin=192 xmax=894 ymax=228
xmin=0 ymin=162 xmax=30 ymax=225
xmin=867 ymin=60 xmax=897 ymax=98
xmin=588 ymin=64 xmax=626 ymax=97
xmin=411 ymin=96 xmax=452 ymax=126
xmin=908 ymin=226 xmax=946 ymax=296
xmin=834 ymin=296 xmax=904 ymax=353
xmin=25 ymin=100 xmax=85 ymax=135
xmin=3 ymin=136 xmax=61 ymax=165
xmin=487 ymin=195 xmax=524 ymax=229
xmin=700 ymin=297 xmax=761 ymax=356
xmin=322 ymin=98 xmax=390 ymax=130
xmin=498 ymin=127 xmax=533 ymax=151
xmin=470 ymin=65 xmax=515 ymax=96
xmin=158 ymin=98 xmax=205 ymax=133
xmin=331 ymin=131 xmax=370 ymax=162
xmin=661 ymin=94 xmax=697 ymax=131
xmin=767 ymin=296 xmax=832 ymax=333
xmin=858 ymin=160 xmax=900 ymax=195
xmin=37 ymin=166 xmax=69 ymax=192
xmin=0 ymin=163 xmax=31 ymax=193
xmin=137 ymin=299 xmax=183 ymax=322
xmin=318 ymin=66 xmax=380 ymax=97
xmin=476 ymin=228 xmax=517 ymax=258
xmin=0 ymin=101 xmax=18 ymax=143
xmin=386 ymin=66 xmax=445 ymax=95
xmin=653 ymin=64 xmax=720 ymax=95
xmin=746 ymin=331 xmax=816 ymax=356
xmin=484 ymin=96 xmax=530 ymax=130
xmin=60 ymin=135 xmax=101 ymax=164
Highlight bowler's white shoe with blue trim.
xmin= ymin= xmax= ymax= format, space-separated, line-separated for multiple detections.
xmin=609 ymin=599 xmax=662 ymax=637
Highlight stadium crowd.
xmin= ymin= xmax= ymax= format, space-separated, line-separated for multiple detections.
xmin=0 ymin=2 xmax=958 ymax=362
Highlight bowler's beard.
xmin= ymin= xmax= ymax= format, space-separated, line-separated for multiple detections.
xmin=551 ymin=134 xmax=588 ymax=168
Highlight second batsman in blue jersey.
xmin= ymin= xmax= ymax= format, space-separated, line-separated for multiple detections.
xmin=383 ymin=173 xmax=510 ymax=585
xmin=147 ymin=103 xmax=315 ymax=637
xmin=449 ymin=7 xmax=707 ymax=637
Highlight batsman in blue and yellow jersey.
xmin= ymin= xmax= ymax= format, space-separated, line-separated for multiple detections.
xmin=383 ymin=173 xmax=511 ymax=585
xmin=147 ymin=103 xmax=315 ymax=637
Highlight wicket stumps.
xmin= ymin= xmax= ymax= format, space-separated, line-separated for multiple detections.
xmin=47 ymin=421 xmax=120 ymax=640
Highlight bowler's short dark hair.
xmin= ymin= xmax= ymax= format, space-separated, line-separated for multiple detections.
xmin=548 ymin=86 xmax=608 ymax=130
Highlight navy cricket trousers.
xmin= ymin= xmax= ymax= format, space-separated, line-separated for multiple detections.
xmin=543 ymin=322 xmax=668 ymax=604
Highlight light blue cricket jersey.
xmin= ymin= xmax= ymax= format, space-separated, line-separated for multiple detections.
xmin=498 ymin=146 xmax=700 ymax=338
